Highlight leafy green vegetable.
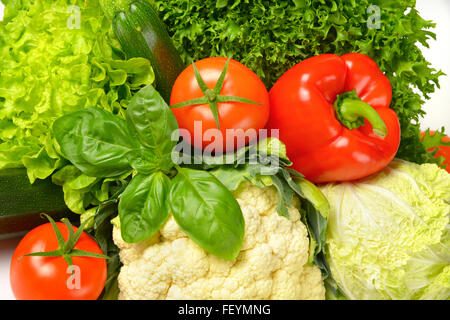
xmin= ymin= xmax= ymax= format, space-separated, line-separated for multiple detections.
xmin=169 ymin=167 xmax=245 ymax=261
xmin=320 ymin=159 xmax=450 ymax=300
xmin=0 ymin=0 xmax=154 ymax=183
xmin=119 ymin=172 xmax=170 ymax=243
xmin=52 ymin=165 xmax=100 ymax=214
xmin=125 ymin=85 xmax=179 ymax=172
xmin=53 ymin=84 xmax=245 ymax=261
xmin=53 ymin=108 xmax=138 ymax=178
xmin=153 ymin=0 xmax=446 ymax=166
xmin=92 ymin=199 xmax=124 ymax=300
xmin=52 ymin=165 xmax=130 ymax=214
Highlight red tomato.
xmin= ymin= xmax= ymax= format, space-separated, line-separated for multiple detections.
xmin=436 ymin=139 xmax=450 ymax=173
xmin=170 ymin=57 xmax=270 ymax=152
xmin=10 ymin=222 xmax=107 ymax=300
xmin=421 ymin=131 xmax=450 ymax=173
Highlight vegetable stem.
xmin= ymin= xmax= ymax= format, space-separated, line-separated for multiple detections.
xmin=334 ymin=90 xmax=387 ymax=138
xmin=170 ymin=58 xmax=262 ymax=130
xmin=21 ymin=214 xmax=109 ymax=272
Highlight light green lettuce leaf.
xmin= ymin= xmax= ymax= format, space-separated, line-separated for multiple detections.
xmin=321 ymin=159 xmax=450 ymax=300
xmin=0 ymin=0 xmax=154 ymax=184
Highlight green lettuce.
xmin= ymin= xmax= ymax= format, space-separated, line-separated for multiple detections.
xmin=320 ymin=159 xmax=450 ymax=300
xmin=153 ymin=0 xmax=446 ymax=166
xmin=0 ymin=0 xmax=154 ymax=183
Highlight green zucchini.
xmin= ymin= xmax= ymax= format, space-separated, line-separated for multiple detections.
xmin=103 ymin=0 xmax=185 ymax=102
xmin=0 ymin=168 xmax=73 ymax=239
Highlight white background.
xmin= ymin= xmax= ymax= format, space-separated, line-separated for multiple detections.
xmin=0 ymin=0 xmax=449 ymax=300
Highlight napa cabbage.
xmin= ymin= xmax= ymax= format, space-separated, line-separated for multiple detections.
xmin=320 ymin=159 xmax=450 ymax=300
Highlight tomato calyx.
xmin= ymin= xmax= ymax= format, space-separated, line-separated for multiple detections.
xmin=334 ymin=90 xmax=387 ymax=137
xmin=170 ymin=58 xmax=262 ymax=130
xmin=20 ymin=214 xmax=109 ymax=273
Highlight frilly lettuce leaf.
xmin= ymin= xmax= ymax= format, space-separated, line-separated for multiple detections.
xmin=0 ymin=0 xmax=154 ymax=183
xmin=154 ymin=0 xmax=446 ymax=167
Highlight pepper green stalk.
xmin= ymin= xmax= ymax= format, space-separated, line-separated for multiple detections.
xmin=334 ymin=90 xmax=388 ymax=138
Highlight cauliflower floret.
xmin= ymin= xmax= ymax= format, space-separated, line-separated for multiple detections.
xmin=113 ymin=182 xmax=326 ymax=300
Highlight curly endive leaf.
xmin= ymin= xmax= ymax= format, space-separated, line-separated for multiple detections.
xmin=154 ymin=0 xmax=445 ymax=166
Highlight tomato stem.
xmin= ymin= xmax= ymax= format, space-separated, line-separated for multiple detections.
xmin=170 ymin=58 xmax=262 ymax=130
xmin=334 ymin=90 xmax=387 ymax=138
xmin=20 ymin=214 xmax=109 ymax=271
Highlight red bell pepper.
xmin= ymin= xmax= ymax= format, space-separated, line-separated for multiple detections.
xmin=268 ymin=53 xmax=401 ymax=183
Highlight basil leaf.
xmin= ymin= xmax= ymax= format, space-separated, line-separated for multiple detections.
xmin=126 ymin=85 xmax=179 ymax=172
xmin=119 ymin=172 xmax=170 ymax=243
xmin=169 ymin=168 xmax=244 ymax=261
xmin=127 ymin=147 xmax=162 ymax=175
xmin=53 ymin=108 xmax=137 ymax=178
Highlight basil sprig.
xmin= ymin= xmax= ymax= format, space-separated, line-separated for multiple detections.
xmin=118 ymin=172 xmax=171 ymax=243
xmin=53 ymin=84 xmax=245 ymax=261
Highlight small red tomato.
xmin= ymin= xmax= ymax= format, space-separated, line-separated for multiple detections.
xmin=10 ymin=221 xmax=107 ymax=300
xmin=170 ymin=57 xmax=270 ymax=152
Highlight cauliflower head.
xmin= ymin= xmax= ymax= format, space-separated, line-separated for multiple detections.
xmin=113 ymin=182 xmax=326 ymax=300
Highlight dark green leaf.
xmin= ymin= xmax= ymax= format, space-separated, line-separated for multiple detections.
xmin=211 ymin=164 xmax=264 ymax=191
xmin=119 ymin=172 xmax=171 ymax=243
xmin=301 ymin=200 xmax=328 ymax=262
xmin=125 ymin=85 xmax=179 ymax=172
xmin=53 ymin=108 xmax=137 ymax=178
xmin=155 ymin=0 xmax=446 ymax=167
xmin=127 ymin=147 xmax=163 ymax=175
xmin=169 ymin=167 xmax=244 ymax=261
xmin=270 ymin=174 xmax=293 ymax=218
xmin=92 ymin=201 xmax=122 ymax=300
xmin=280 ymin=168 xmax=304 ymax=197
xmin=101 ymin=253 xmax=121 ymax=300
xmin=94 ymin=202 xmax=119 ymax=254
